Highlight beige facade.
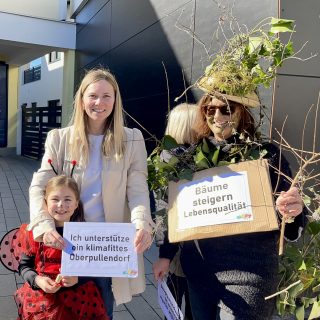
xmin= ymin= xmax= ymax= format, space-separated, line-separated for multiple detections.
xmin=0 ymin=1 xmax=76 ymax=154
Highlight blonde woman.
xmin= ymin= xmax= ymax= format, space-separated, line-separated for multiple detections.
xmin=153 ymin=102 xmax=197 ymax=320
xmin=165 ymin=103 xmax=198 ymax=145
xmin=28 ymin=68 xmax=154 ymax=319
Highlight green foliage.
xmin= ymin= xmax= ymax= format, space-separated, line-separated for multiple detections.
xmin=147 ymin=135 xmax=268 ymax=201
xmin=277 ymin=190 xmax=320 ymax=319
xmin=197 ymin=17 xmax=295 ymax=96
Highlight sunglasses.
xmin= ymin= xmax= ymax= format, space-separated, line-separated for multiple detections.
xmin=203 ymin=103 xmax=237 ymax=116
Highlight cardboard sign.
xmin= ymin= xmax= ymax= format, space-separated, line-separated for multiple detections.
xmin=168 ymin=159 xmax=279 ymax=242
xmin=177 ymin=171 xmax=253 ymax=229
xmin=158 ymin=279 xmax=184 ymax=320
xmin=61 ymin=222 xmax=138 ymax=277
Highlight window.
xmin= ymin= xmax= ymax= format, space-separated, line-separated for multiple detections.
xmin=49 ymin=51 xmax=62 ymax=63
xmin=24 ymin=66 xmax=41 ymax=84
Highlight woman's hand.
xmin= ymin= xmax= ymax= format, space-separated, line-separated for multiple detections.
xmin=153 ymin=258 xmax=170 ymax=281
xmin=134 ymin=229 xmax=152 ymax=254
xmin=276 ymin=187 xmax=303 ymax=219
xmin=60 ymin=275 xmax=78 ymax=287
xmin=35 ymin=275 xmax=61 ymax=293
xmin=43 ymin=230 xmax=65 ymax=250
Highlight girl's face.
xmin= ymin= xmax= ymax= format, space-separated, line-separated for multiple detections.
xmin=46 ymin=186 xmax=78 ymax=227
xmin=82 ymin=79 xmax=115 ymax=134
xmin=204 ymin=97 xmax=242 ymax=141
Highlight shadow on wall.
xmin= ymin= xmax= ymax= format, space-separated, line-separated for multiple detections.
xmin=74 ymin=0 xmax=277 ymax=153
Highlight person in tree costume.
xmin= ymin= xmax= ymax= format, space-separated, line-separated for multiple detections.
xmin=151 ymin=18 xmax=306 ymax=319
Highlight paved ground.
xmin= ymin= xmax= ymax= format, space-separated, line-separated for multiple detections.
xmin=0 ymin=155 xmax=163 ymax=320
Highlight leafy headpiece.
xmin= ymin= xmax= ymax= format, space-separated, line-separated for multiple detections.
xmin=196 ymin=18 xmax=295 ymax=108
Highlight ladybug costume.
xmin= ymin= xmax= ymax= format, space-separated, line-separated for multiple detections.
xmin=12 ymin=224 xmax=109 ymax=320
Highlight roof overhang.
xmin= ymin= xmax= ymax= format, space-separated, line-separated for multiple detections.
xmin=0 ymin=10 xmax=76 ymax=65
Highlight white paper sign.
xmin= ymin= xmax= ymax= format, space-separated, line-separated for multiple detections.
xmin=158 ymin=279 xmax=184 ymax=320
xmin=61 ymin=222 xmax=138 ymax=278
xmin=177 ymin=171 xmax=253 ymax=229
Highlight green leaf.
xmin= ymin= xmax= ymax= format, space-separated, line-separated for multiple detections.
xmin=284 ymin=41 xmax=294 ymax=57
xmin=259 ymin=148 xmax=268 ymax=158
xmin=162 ymin=135 xmax=179 ymax=150
xmin=308 ymin=300 xmax=320 ymax=319
xmin=168 ymin=156 xmax=179 ymax=167
xmin=303 ymin=195 xmax=312 ymax=206
xmin=248 ymin=36 xmax=263 ymax=54
xmin=288 ymin=281 xmax=304 ymax=299
xmin=178 ymin=169 xmax=194 ymax=181
xmin=194 ymin=150 xmax=210 ymax=169
xmin=295 ymin=305 xmax=305 ymax=320
xmin=156 ymin=161 xmax=173 ymax=171
xmin=247 ymin=148 xmax=261 ymax=160
xmin=217 ymin=160 xmax=231 ymax=167
xmin=201 ymin=139 xmax=210 ymax=154
xmin=270 ymin=18 xmax=295 ymax=34
xmin=312 ymin=283 xmax=320 ymax=293
xmin=211 ymin=148 xmax=220 ymax=165
xmin=284 ymin=245 xmax=303 ymax=267
xmin=299 ymin=260 xmax=307 ymax=271
xmin=307 ymin=221 xmax=320 ymax=235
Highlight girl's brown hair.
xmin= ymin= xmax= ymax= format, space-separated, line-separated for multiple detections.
xmin=194 ymin=94 xmax=256 ymax=140
xmin=44 ymin=175 xmax=85 ymax=222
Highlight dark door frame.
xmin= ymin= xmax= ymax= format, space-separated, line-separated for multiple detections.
xmin=0 ymin=62 xmax=8 ymax=148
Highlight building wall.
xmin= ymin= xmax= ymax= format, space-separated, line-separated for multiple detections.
xmin=62 ymin=50 xmax=76 ymax=127
xmin=18 ymin=53 xmax=64 ymax=108
xmin=273 ymin=0 xmax=320 ymax=172
xmin=74 ymin=0 xmax=277 ymax=152
xmin=7 ymin=66 xmax=18 ymax=150
xmin=0 ymin=0 xmax=66 ymax=20
xmin=16 ymin=53 xmax=66 ymax=155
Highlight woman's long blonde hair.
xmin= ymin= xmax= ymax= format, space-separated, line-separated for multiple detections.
xmin=165 ymin=103 xmax=198 ymax=145
xmin=69 ymin=68 xmax=125 ymax=164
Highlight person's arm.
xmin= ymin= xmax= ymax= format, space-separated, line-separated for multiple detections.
xmin=19 ymin=253 xmax=59 ymax=292
xmin=266 ymin=143 xmax=305 ymax=241
xmin=127 ymin=128 xmax=155 ymax=252
xmin=153 ymin=234 xmax=179 ymax=281
xmin=28 ymin=129 xmax=60 ymax=242
xmin=18 ymin=253 xmax=40 ymax=289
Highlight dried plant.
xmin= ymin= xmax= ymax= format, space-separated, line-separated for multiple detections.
xmin=264 ymin=93 xmax=320 ymax=319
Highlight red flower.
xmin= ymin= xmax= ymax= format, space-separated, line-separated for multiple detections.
xmin=48 ymin=159 xmax=52 ymax=164
xmin=71 ymin=160 xmax=77 ymax=166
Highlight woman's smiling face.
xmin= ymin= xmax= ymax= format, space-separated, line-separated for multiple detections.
xmin=204 ymin=97 xmax=242 ymax=141
xmin=82 ymin=79 xmax=115 ymax=133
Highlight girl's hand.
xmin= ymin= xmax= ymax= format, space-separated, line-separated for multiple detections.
xmin=134 ymin=229 xmax=152 ymax=254
xmin=153 ymin=258 xmax=170 ymax=281
xmin=60 ymin=275 xmax=78 ymax=287
xmin=276 ymin=187 xmax=303 ymax=218
xmin=35 ymin=275 xmax=61 ymax=293
xmin=43 ymin=230 xmax=65 ymax=250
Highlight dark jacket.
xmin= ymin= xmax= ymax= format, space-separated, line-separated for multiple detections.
xmin=159 ymin=137 xmax=305 ymax=319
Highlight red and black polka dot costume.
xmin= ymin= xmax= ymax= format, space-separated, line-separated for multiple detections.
xmin=12 ymin=224 xmax=109 ymax=320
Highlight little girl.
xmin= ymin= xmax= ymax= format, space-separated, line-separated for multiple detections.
xmin=15 ymin=175 xmax=109 ymax=320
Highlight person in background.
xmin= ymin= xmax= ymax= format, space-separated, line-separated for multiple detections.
xmin=153 ymin=103 xmax=197 ymax=320
xmin=16 ymin=175 xmax=109 ymax=320
xmin=27 ymin=68 xmax=154 ymax=319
